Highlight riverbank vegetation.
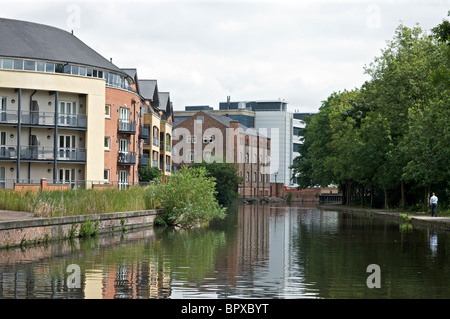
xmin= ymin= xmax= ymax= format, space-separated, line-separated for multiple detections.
xmin=0 ymin=166 xmax=230 ymax=226
xmin=0 ymin=186 xmax=149 ymax=217
xmin=148 ymin=165 xmax=227 ymax=228
xmin=292 ymin=16 xmax=450 ymax=214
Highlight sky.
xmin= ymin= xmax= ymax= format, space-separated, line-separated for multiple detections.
xmin=1 ymin=0 xmax=449 ymax=113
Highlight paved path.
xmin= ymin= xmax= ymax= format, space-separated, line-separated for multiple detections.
xmin=0 ymin=210 xmax=35 ymax=222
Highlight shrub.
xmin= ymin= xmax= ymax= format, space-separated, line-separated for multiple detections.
xmin=149 ymin=166 xmax=227 ymax=228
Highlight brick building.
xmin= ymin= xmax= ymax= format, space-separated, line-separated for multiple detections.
xmin=0 ymin=18 xmax=172 ymax=189
xmin=173 ymin=111 xmax=270 ymax=197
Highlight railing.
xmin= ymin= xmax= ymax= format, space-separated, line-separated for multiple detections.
xmin=153 ymin=137 xmax=159 ymax=147
xmin=138 ymin=155 xmax=149 ymax=167
xmin=166 ymin=164 xmax=171 ymax=172
xmin=0 ymin=178 xmax=159 ymax=190
xmin=118 ymin=152 xmax=136 ymax=165
xmin=0 ymin=111 xmax=87 ymax=128
xmin=152 ymin=160 xmax=158 ymax=168
xmin=118 ymin=120 xmax=136 ymax=134
xmin=139 ymin=125 xmax=150 ymax=140
xmin=18 ymin=146 xmax=86 ymax=161
xmin=0 ymin=146 xmax=18 ymax=159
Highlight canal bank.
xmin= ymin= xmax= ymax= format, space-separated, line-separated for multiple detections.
xmin=319 ymin=204 xmax=450 ymax=232
xmin=0 ymin=209 xmax=161 ymax=249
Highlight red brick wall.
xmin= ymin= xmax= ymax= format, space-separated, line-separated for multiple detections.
xmin=105 ymin=87 xmax=142 ymax=186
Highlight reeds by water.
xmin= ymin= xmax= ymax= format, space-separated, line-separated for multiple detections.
xmin=0 ymin=186 xmax=151 ymax=217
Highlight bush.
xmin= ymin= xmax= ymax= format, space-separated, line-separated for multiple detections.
xmin=148 ymin=166 xmax=227 ymax=228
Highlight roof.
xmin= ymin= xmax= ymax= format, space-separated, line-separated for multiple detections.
xmin=138 ymin=79 xmax=158 ymax=101
xmin=158 ymin=92 xmax=170 ymax=112
xmin=0 ymin=18 xmax=125 ymax=75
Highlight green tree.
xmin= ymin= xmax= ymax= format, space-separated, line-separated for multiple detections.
xmin=149 ymin=166 xmax=226 ymax=228
xmin=139 ymin=166 xmax=161 ymax=183
xmin=192 ymin=161 xmax=243 ymax=207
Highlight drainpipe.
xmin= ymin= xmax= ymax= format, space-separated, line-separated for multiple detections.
xmin=16 ymin=89 xmax=22 ymax=183
xmin=53 ymin=91 xmax=58 ymax=183
xmin=28 ymin=90 xmax=36 ymax=181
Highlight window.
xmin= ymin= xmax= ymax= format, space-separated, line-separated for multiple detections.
xmin=245 ymin=172 xmax=249 ymax=182
xmin=104 ymin=170 xmax=110 ymax=183
xmin=79 ymin=67 xmax=87 ymax=76
xmin=187 ymin=136 xmax=191 ymax=143
xmin=63 ymin=64 xmax=71 ymax=74
xmin=245 ymin=153 xmax=249 ymax=163
xmin=71 ymin=65 xmax=79 ymax=75
xmin=45 ymin=62 xmax=55 ymax=72
xmin=24 ymin=60 xmax=35 ymax=71
xmin=105 ymin=105 xmax=111 ymax=118
xmin=104 ymin=137 xmax=110 ymax=150
xmin=187 ymin=151 xmax=194 ymax=163
xmin=253 ymin=172 xmax=256 ymax=182
xmin=36 ymin=62 xmax=45 ymax=72
xmin=55 ymin=64 xmax=63 ymax=73
xmin=13 ymin=59 xmax=23 ymax=70
xmin=2 ymin=59 xmax=13 ymax=69
xmin=0 ymin=167 xmax=5 ymax=189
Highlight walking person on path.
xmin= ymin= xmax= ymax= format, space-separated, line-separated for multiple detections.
xmin=430 ymin=193 xmax=438 ymax=217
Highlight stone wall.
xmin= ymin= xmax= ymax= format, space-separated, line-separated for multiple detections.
xmin=0 ymin=209 xmax=160 ymax=249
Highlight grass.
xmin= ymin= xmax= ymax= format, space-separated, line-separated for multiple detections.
xmin=0 ymin=186 xmax=152 ymax=218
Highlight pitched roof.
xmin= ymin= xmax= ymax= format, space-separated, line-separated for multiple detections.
xmin=0 ymin=18 xmax=126 ymax=75
xmin=138 ymin=79 xmax=158 ymax=101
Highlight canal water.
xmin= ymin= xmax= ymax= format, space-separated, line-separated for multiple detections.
xmin=0 ymin=203 xmax=449 ymax=299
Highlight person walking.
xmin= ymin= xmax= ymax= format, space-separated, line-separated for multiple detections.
xmin=430 ymin=193 xmax=438 ymax=217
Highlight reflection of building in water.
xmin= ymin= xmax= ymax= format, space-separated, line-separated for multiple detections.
xmin=101 ymin=260 xmax=171 ymax=299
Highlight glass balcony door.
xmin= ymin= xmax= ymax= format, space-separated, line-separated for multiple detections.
xmin=119 ymin=107 xmax=130 ymax=131
xmin=59 ymin=135 xmax=76 ymax=160
xmin=59 ymin=101 xmax=77 ymax=126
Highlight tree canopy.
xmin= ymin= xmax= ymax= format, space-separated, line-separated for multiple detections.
xmin=292 ymin=19 xmax=450 ymax=211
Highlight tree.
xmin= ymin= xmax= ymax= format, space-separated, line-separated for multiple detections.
xmin=139 ymin=166 xmax=161 ymax=183
xmin=193 ymin=161 xmax=243 ymax=207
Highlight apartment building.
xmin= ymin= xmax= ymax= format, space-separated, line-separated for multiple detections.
xmin=0 ymin=18 xmax=172 ymax=189
xmin=173 ymin=111 xmax=270 ymax=197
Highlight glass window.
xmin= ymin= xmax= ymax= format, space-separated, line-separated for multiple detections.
xmin=86 ymin=68 xmax=93 ymax=77
xmin=79 ymin=67 xmax=86 ymax=76
xmin=93 ymin=69 xmax=98 ymax=78
xmin=105 ymin=105 xmax=111 ymax=118
xmin=98 ymin=70 xmax=103 ymax=78
xmin=104 ymin=137 xmax=110 ymax=150
xmin=104 ymin=169 xmax=110 ymax=182
xmin=45 ymin=62 xmax=55 ymax=72
xmin=71 ymin=65 xmax=79 ymax=75
xmin=36 ymin=62 xmax=45 ymax=72
xmin=13 ymin=59 xmax=23 ymax=70
xmin=55 ymin=64 xmax=63 ymax=73
xmin=24 ymin=60 xmax=35 ymax=71
xmin=63 ymin=64 xmax=71 ymax=74
xmin=2 ymin=59 xmax=13 ymax=69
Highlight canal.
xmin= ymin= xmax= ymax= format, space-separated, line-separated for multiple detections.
xmin=0 ymin=203 xmax=449 ymax=299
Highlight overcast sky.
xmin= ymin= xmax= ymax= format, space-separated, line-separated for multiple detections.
xmin=2 ymin=0 xmax=449 ymax=113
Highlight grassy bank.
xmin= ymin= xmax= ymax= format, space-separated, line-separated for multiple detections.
xmin=0 ymin=186 xmax=151 ymax=218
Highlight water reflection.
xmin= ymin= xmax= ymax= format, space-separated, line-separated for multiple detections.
xmin=0 ymin=204 xmax=449 ymax=299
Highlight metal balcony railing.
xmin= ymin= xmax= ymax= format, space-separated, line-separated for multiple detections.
xmin=138 ymin=155 xmax=149 ymax=167
xmin=0 ymin=111 xmax=87 ymax=128
xmin=153 ymin=137 xmax=159 ymax=147
xmin=139 ymin=125 xmax=150 ymax=140
xmin=118 ymin=120 xmax=136 ymax=134
xmin=17 ymin=146 xmax=86 ymax=161
xmin=118 ymin=152 xmax=136 ymax=165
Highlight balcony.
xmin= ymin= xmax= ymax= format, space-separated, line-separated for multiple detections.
xmin=118 ymin=120 xmax=136 ymax=135
xmin=118 ymin=152 xmax=136 ymax=165
xmin=0 ymin=146 xmax=17 ymax=159
xmin=152 ymin=137 xmax=159 ymax=147
xmin=152 ymin=160 xmax=158 ymax=168
xmin=138 ymin=155 xmax=149 ymax=167
xmin=0 ymin=111 xmax=87 ymax=129
xmin=139 ymin=125 xmax=150 ymax=140
xmin=18 ymin=146 xmax=86 ymax=162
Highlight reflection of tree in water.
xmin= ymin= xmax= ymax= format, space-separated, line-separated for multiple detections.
xmin=153 ymin=227 xmax=227 ymax=282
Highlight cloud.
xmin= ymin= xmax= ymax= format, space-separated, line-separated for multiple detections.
xmin=1 ymin=0 xmax=448 ymax=113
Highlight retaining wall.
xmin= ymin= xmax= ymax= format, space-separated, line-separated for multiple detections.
xmin=0 ymin=209 xmax=161 ymax=249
